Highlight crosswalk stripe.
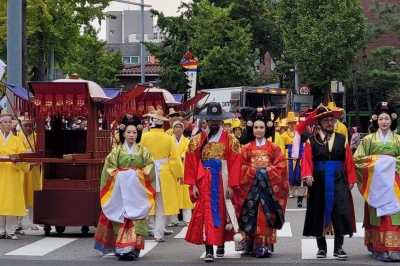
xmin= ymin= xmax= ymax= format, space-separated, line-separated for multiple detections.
xmin=174 ymin=227 xmax=188 ymax=239
xmin=301 ymin=239 xmax=336 ymax=259
xmin=277 ymin=222 xmax=292 ymax=237
xmin=103 ymin=240 xmax=158 ymax=258
xmin=351 ymin=223 xmax=364 ymax=238
xmin=5 ymin=237 xmax=77 ymax=256
xmin=200 ymin=241 xmax=242 ymax=259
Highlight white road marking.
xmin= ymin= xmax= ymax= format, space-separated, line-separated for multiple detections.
xmin=286 ymin=209 xmax=307 ymax=211
xmin=174 ymin=227 xmax=188 ymax=239
xmin=349 ymin=222 xmax=364 ymax=238
xmin=302 ymin=239 xmax=337 ymax=259
xmin=200 ymin=241 xmax=242 ymax=259
xmin=103 ymin=240 xmax=158 ymax=258
xmin=5 ymin=237 xmax=76 ymax=256
xmin=277 ymin=222 xmax=292 ymax=237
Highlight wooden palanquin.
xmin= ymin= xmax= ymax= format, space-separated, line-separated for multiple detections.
xmin=28 ymin=81 xmax=111 ymax=236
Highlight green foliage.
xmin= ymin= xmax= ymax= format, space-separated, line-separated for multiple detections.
xmin=371 ymin=0 xmax=400 ymax=37
xmin=209 ymin=0 xmax=284 ymax=62
xmin=60 ymin=26 xmax=124 ymax=88
xmin=144 ymin=0 xmax=257 ymax=92
xmin=189 ymin=1 xmax=257 ymax=88
xmin=277 ymin=0 xmax=367 ymax=87
xmin=0 ymin=0 xmax=119 ymax=85
xmin=347 ymin=46 xmax=400 ymax=111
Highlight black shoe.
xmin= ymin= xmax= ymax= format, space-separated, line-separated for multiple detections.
xmin=297 ymin=202 xmax=302 ymax=207
xmin=333 ymin=248 xmax=348 ymax=259
xmin=204 ymin=254 xmax=214 ymax=262
xmin=316 ymin=250 xmax=327 ymax=258
xmin=216 ymin=247 xmax=225 ymax=257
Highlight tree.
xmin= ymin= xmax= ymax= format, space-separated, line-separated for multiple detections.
xmin=209 ymin=0 xmax=284 ymax=63
xmin=348 ymin=46 xmax=400 ymax=112
xmin=277 ymin=0 xmax=366 ymax=100
xmin=189 ymin=1 xmax=257 ymax=88
xmin=145 ymin=0 xmax=256 ymax=91
xmin=0 ymin=0 xmax=115 ymax=82
xmin=60 ymin=26 xmax=124 ymax=88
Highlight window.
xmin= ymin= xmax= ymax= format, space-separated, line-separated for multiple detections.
xmin=147 ymin=56 xmax=151 ymax=62
xmin=109 ymin=30 xmax=115 ymax=36
xmin=130 ymin=56 xmax=139 ymax=64
xmin=122 ymin=57 xmax=130 ymax=64
xmin=122 ymin=56 xmax=140 ymax=64
xmin=153 ymin=32 xmax=158 ymax=40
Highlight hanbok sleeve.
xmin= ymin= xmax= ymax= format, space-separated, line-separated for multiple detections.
xmin=227 ymin=134 xmax=242 ymax=188
xmin=100 ymin=147 xmax=119 ymax=189
xmin=267 ymin=144 xmax=287 ymax=183
xmin=12 ymin=138 xmax=30 ymax=173
xmin=141 ymin=146 xmax=156 ymax=189
xmin=184 ymin=134 xmax=202 ymax=186
xmin=240 ymin=144 xmax=256 ymax=184
xmin=353 ymin=136 xmax=370 ymax=187
xmin=168 ymin=136 xmax=184 ymax=179
xmin=301 ymin=141 xmax=313 ymax=178
xmin=275 ymin=133 xmax=286 ymax=155
xmin=344 ymin=142 xmax=357 ymax=184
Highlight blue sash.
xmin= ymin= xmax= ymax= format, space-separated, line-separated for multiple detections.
xmin=314 ymin=161 xmax=342 ymax=228
xmin=239 ymin=169 xmax=285 ymax=234
xmin=287 ymin=144 xmax=303 ymax=186
xmin=202 ymin=159 xmax=221 ymax=227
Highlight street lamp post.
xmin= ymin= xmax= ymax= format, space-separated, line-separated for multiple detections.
xmin=113 ymin=0 xmax=152 ymax=84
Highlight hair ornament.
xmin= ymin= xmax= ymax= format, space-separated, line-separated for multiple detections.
xmin=267 ymin=121 xmax=273 ymax=128
xmin=136 ymin=124 xmax=143 ymax=130
xmin=247 ymin=121 xmax=253 ymax=127
xmin=391 ymin=113 xmax=397 ymax=120
xmin=119 ymin=124 xmax=126 ymax=130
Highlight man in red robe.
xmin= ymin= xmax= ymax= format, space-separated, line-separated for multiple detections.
xmin=301 ymin=106 xmax=357 ymax=259
xmin=184 ymin=102 xmax=241 ymax=263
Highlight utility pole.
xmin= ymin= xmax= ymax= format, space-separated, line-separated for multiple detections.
xmin=113 ymin=0 xmax=152 ymax=84
xmin=6 ymin=0 xmax=23 ymax=113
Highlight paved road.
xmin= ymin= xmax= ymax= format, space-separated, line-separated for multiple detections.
xmin=0 ymin=189 xmax=384 ymax=266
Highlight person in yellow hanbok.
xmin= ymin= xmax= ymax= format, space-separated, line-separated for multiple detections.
xmin=16 ymin=113 xmax=42 ymax=232
xmin=165 ymin=108 xmax=181 ymax=136
xmin=140 ymin=109 xmax=184 ymax=242
xmin=0 ymin=110 xmax=30 ymax=240
xmin=167 ymin=117 xmax=193 ymax=227
xmin=281 ymin=112 xmax=305 ymax=201
xmin=223 ymin=119 xmax=232 ymax=133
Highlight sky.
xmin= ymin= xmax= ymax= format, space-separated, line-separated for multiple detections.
xmin=96 ymin=0 xmax=191 ymax=40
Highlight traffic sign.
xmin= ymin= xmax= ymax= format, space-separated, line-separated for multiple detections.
xmin=297 ymin=85 xmax=310 ymax=95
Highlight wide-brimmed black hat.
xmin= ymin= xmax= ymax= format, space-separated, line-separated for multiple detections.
xmin=194 ymin=102 xmax=234 ymax=120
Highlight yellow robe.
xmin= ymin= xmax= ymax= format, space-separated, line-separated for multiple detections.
xmin=173 ymin=135 xmax=193 ymax=209
xmin=17 ymin=132 xmax=42 ymax=207
xmin=268 ymin=132 xmax=285 ymax=154
xmin=140 ymin=128 xmax=184 ymax=215
xmin=0 ymin=132 xmax=30 ymax=216
xmin=280 ymin=129 xmax=295 ymax=180
xmin=335 ymin=121 xmax=348 ymax=140
xmin=165 ymin=128 xmax=173 ymax=136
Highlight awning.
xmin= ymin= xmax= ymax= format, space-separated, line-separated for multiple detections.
xmin=175 ymin=91 xmax=210 ymax=109
xmin=103 ymin=88 xmax=121 ymax=99
xmin=3 ymin=82 xmax=33 ymax=101
xmin=172 ymin=94 xmax=184 ymax=103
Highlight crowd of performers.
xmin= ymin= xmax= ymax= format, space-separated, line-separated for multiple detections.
xmin=92 ymin=99 xmax=400 ymax=263
xmin=0 ymin=98 xmax=398 ymax=263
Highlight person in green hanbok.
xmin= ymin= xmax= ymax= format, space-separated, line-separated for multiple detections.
xmin=353 ymin=102 xmax=400 ymax=262
xmin=94 ymin=114 xmax=156 ymax=261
